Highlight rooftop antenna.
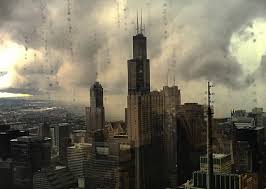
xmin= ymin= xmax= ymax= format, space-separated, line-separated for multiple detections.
xmin=96 ymin=72 xmax=99 ymax=82
xmin=140 ymin=9 xmax=143 ymax=34
xmin=136 ymin=11 xmax=139 ymax=34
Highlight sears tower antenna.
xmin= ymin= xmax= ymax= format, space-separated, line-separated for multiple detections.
xmin=136 ymin=11 xmax=139 ymax=34
xmin=136 ymin=10 xmax=145 ymax=34
xmin=140 ymin=9 xmax=143 ymax=34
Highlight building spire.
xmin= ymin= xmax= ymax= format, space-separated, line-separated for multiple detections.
xmin=136 ymin=11 xmax=139 ymax=34
xmin=140 ymin=9 xmax=143 ymax=34
xmin=96 ymin=71 xmax=99 ymax=82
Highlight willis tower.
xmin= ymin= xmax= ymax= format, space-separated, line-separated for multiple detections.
xmin=127 ymin=17 xmax=150 ymax=95
xmin=127 ymin=13 xmax=153 ymax=189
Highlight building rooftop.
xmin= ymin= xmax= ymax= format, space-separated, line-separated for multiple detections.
xmin=55 ymin=166 xmax=66 ymax=170
xmin=201 ymin=153 xmax=230 ymax=159
xmin=10 ymin=135 xmax=51 ymax=143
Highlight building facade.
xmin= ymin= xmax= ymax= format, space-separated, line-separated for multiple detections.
xmin=11 ymin=136 xmax=51 ymax=189
xmin=86 ymin=82 xmax=105 ymax=136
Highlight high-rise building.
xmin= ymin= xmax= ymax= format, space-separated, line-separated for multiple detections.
xmin=71 ymin=130 xmax=87 ymax=143
xmin=126 ymin=18 xmax=154 ymax=189
xmin=127 ymin=94 xmax=151 ymax=147
xmin=212 ymin=112 xmax=265 ymax=189
xmin=0 ymin=158 xmax=13 ymax=189
xmin=175 ymin=103 xmax=206 ymax=185
xmin=33 ymin=166 xmax=78 ymax=189
xmin=127 ymin=27 xmax=150 ymax=95
xmin=85 ymin=82 xmax=105 ymax=136
xmin=11 ymin=136 xmax=51 ymax=189
xmin=39 ymin=122 xmax=50 ymax=138
xmin=233 ymin=125 xmax=264 ymax=189
xmin=0 ymin=129 xmax=29 ymax=188
xmin=87 ymin=130 xmax=133 ymax=189
xmin=50 ymin=123 xmax=71 ymax=165
xmin=149 ymin=86 xmax=181 ymax=188
xmin=67 ymin=143 xmax=91 ymax=188
xmin=0 ymin=129 xmax=29 ymax=159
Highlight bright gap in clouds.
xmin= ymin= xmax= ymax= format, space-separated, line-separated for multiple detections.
xmin=230 ymin=18 xmax=266 ymax=74
xmin=0 ymin=39 xmax=28 ymax=97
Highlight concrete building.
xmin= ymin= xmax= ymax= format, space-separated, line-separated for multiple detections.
xmin=71 ymin=130 xmax=87 ymax=143
xmin=85 ymin=82 xmax=105 ymax=136
xmin=212 ymin=112 xmax=265 ymax=188
xmin=126 ymin=21 xmax=155 ymax=189
xmin=183 ymin=171 xmax=258 ymax=189
xmin=50 ymin=123 xmax=71 ymax=165
xmin=175 ymin=103 xmax=206 ymax=185
xmin=67 ymin=143 xmax=91 ymax=188
xmin=11 ymin=136 xmax=51 ymax=189
xmin=149 ymin=85 xmax=182 ymax=188
xmin=233 ymin=125 xmax=264 ymax=188
xmin=0 ymin=129 xmax=29 ymax=159
xmin=0 ymin=158 xmax=13 ymax=189
xmin=200 ymin=154 xmax=232 ymax=174
xmin=127 ymin=94 xmax=151 ymax=147
xmin=87 ymin=130 xmax=133 ymax=189
xmin=33 ymin=166 xmax=78 ymax=189
xmin=0 ymin=129 xmax=29 ymax=188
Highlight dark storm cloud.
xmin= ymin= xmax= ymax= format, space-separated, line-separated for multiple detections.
xmin=1 ymin=0 xmax=266 ymax=97
xmin=0 ymin=0 xmax=16 ymax=24
xmin=150 ymin=0 xmax=266 ymax=89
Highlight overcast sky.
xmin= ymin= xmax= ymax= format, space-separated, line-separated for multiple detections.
xmin=1 ymin=0 xmax=266 ymax=120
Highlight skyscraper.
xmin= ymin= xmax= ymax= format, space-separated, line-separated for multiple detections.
xmin=175 ymin=103 xmax=206 ymax=185
xmin=0 ymin=129 xmax=29 ymax=188
xmin=67 ymin=143 xmax=91 ymax=188
xmin=11 ymin=136 xmax=51 ymax=189
xmin=50 ymin=123 xmax=71 ymax=165
xmin=127 ymin=20 xmax=150 ymax=95
xmin=126 ymin=16 xmax=153 ymax=189
xmin=85 ymin=82 xmax=105 ymax=136
xmin=87 ymin=130 xmax=133 ymax=189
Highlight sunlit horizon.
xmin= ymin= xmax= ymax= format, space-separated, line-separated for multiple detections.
xmin=0 ymin=92 xmax=32 ymax=98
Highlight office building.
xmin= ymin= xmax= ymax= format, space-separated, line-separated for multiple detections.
xmin=50 ymin=123 xmax=71 ymax=164
xmin=87 ymin=130 xmax=133 ymax=189
xmin=183 ymin=171 xmax=258 ymax=189
xmin=0 ymin=129 xmax=29 ymax=188
xmin=233 ymin=125 xmax=264 ymax=188
xmin=11 ymin=136 xmax=51 ymax=189
xmin=160 ymin=86 xmax=181 ymax=187
xmin=33 ymin=166 xmax=78 ymax=189
xmin=126 ymin=18 xmax=155 ymax=189
xmin=67 ymin=143 xmax=91 ymax=188
xmin=200 ymin=154 xmax=232 ymax=174
xmin=71 ymin=130 xmax=87 ymax=143
xmin=85 ymin=81 xmax=105 ymax=136
xmin=39 ymin=122 xmax=50 ymax=138
xmin=212 ymin=111 xmax=265 ymax=188
xmin=0 ymin=158 xmax=13 ymax=189
xmin=0 ymin=129 xmax=29 ymax=159
xmin=127 ymin=26 xmax=150 ymax=95
xmin=175 ymin=103 xmax=206 ymax=185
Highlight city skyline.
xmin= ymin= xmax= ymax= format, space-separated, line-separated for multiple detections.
xmin=1 ymin=0 xmax=266 ymax=120
xmin=0 ymin=13 xmax=265 ymax=188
